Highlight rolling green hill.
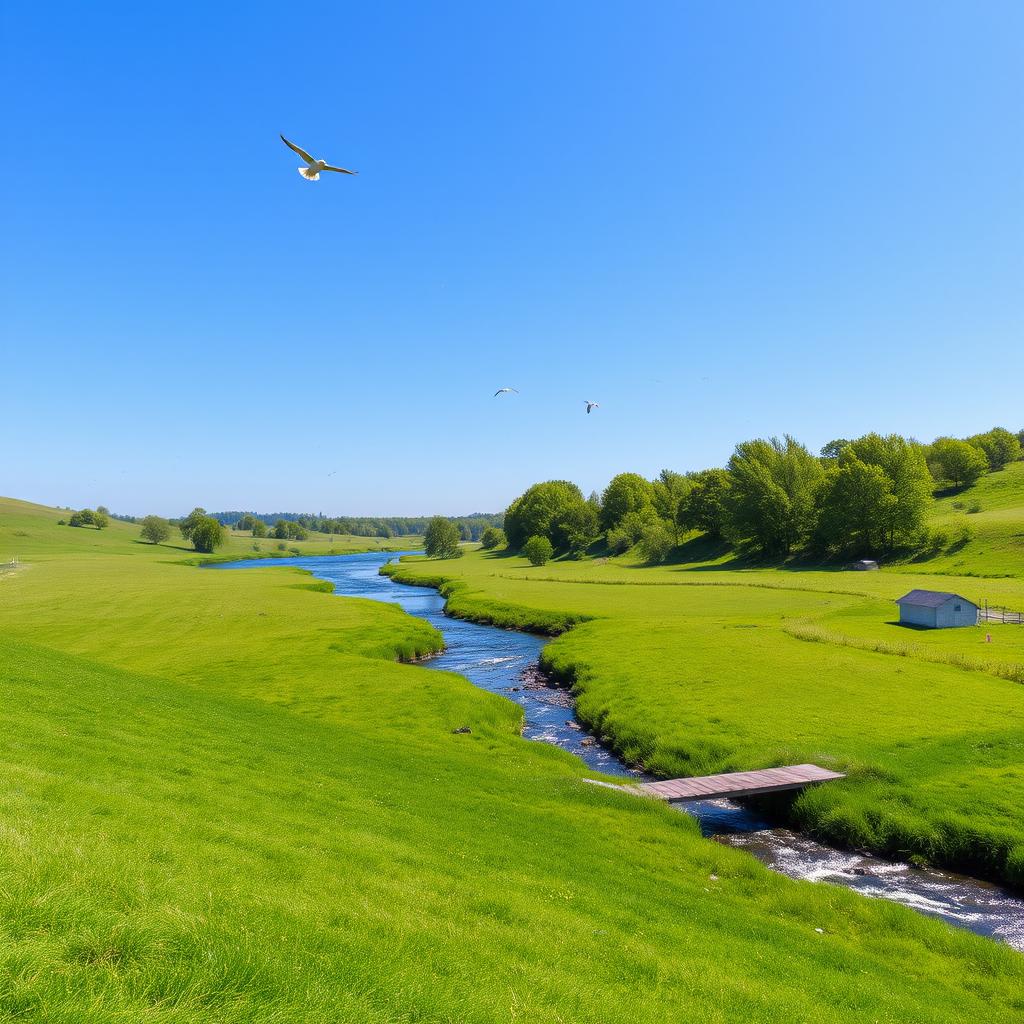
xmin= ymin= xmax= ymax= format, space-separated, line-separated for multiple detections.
xmin=912 ymin=461 xmax=1024 ymax=578
xmin=2 ymin=494 xmax=1023 ymax=1021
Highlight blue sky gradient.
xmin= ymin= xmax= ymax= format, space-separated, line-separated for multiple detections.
xmin=2 ymin=2 xmax=1022 ymax=516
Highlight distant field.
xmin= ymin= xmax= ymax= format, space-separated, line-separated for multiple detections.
xmin=386 ymin=507 xmax=1024 ymax=886
xmin=3 ymin=494 xmax=1023 ymax=1021
xmin=0 ymin=495 xmax=420 ymax=564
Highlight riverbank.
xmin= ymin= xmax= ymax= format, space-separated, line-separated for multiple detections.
xmin=241 ymin=551 xmax=1024 ymax=949
xmin=381 ymin=551 xmax=1024 ymax=889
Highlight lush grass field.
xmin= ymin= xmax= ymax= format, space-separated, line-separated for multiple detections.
xmin=384 ymin=491 xmax=1024 ymax=886
xmin=0 ymin=496 xmax=420 ymax=565
xmin=912 ymin=461 xmax=1024 ymax=578
xmin=3 ymin=495 xmax=1024 ymax=1019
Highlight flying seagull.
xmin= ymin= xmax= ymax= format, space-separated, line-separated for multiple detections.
xmin=584 ymin=400 xmax=600 ymax=414
xmin=493 ymin=387 xmax=519 ymax=397
xmin=280 ymin=134 xmax=357 ymax=180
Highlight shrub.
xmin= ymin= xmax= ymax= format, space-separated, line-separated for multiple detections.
xmin=606 ymin=528 xmax=632 ymax=555
xmin=523 ymin=535 xmax=553 ymax=566
xmin=277 ymin=542 xmax=287 ymax=551
xmin=480 ymin=526 xmax=505 ymax=550
xmin=637 ymin=522 xmax=675 ymax=564
xmin=967 ymin=500 xmax=982 ymax=514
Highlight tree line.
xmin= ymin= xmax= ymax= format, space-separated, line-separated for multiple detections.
xmin=214 ymin=511 xmax=502 ymax=541
xmin=500 ymin=426 xmax=1023 ymax=564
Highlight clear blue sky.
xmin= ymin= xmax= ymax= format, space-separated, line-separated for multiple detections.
xmin=2 ymin=2 xmax=1022 ymax=517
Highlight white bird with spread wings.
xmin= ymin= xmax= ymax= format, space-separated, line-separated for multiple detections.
xmin=280 ymin=135 xmax=358 ymax=181
xmin=493 ymin=387 xmax=519 ymax=397
xmin=584 ymin=400 xmax=600 ymax=414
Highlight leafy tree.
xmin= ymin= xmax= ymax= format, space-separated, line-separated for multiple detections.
xmin=928 ymin=438 xmax=989 ymax=489
xmin=424 ymin=516 xmax=461 ymax=558
xmin=179 ymin=507 xmax=208 ymax=543
xmin=847 ymin=433 xmax=932 ymax=548
xmin=724 ymin=436 xmax=823 ymax=555
xmin=236 ymin=513 xmax=259 ymax=533
xmin=252 ymin=520 xmax=268 ymax=538
xmin=458 ymin=522 xmax=473 ymax=542
xmin=815 ymin=452 xmax=895 ymax=554
xmin=677 ymin=469 xmax=731 ymax=539
xmin=285 ymin=522 xmax=308 ymax=541
xmin=93 ymin=510 xmax=109 ymax=530
xmin=558 ymin=500 xmax=600 ymax=558
xmin=968 ymin=427 xmax=1022 ymax=471
xmin=273 ymin=519 xmax=289 ymax=540
xmin=652 ymin=469 xmax=691 ymax=544
xmin=637 ymin=522 xmax=675 ymax=564
xmin=618 ymin=507 xmax=660 ymax=544
xmin=820 ymin=439 xmax=852 ymax=460
xmin=480 ymin=527 xmax=505 ymax=550
xmin=504 ymin=481 xmax=585 ymax=551
xmin=600 ymin=473 xmax=655 ymax=532
xmin=139 ymin=515 xmax=171 ymax=545
xmin=190 ymin=516 xmax=225 ymax=553
xmin=96 ymin=505 xmax=110 ymax=516
xmin=523 ymin=535 xmax=553 ymax=566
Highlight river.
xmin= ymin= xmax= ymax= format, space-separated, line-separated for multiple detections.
xmin=214 ymin=550 xmax=1024 ymax=952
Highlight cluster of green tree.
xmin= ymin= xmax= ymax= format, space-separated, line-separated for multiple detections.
xmin=64 ymin=507 xmax=110 ymax=529
xmin=923 ymin=427 xmax=1023 ymax=490
xmin=178 ymin=507 xmax=226 ymax=554
xmin=232 ymin=514 xmax=308 ymax=541
xmin=502 ymin=425 xmax=1024 ymax=563
xmin=215 ymin=511 xmax=503 ymax=541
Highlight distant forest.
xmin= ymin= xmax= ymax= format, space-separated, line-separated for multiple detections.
xmin=211 ymin=511 xmax=504 ymax=541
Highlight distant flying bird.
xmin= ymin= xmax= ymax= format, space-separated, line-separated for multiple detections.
xmin=280 ymin=134 xmax=357 ymax=180
xmin=584 ymin=400 xmax=600 ymax=414
xmin=493 ymin=387 xmax=519 ymax=397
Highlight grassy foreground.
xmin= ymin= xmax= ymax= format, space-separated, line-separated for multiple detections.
xmin=383 ymin=472 xmax=1024 ymax=888
xmin=1 ymin=496 xmax=1024 ymax=1021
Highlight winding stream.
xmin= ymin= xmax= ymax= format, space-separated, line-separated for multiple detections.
xmin=216 ymin=551 xmax=1024 ymax=951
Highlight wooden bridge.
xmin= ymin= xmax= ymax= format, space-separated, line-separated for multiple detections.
xmin=590 ymin=763 xmax=845 ymax=802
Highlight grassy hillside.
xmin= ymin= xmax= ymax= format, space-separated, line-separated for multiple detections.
xmin=909 ymin=461 xmax=1024 ymax=578
xmin=0 ymin=495 xmax=419 ymax=564
xmin=2 ymin=494 xmax=1023 ymax=1020
xmin=385 ymin=520 xmax=1024 ymax=885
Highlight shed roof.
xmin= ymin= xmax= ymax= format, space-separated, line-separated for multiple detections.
xmin=895 ymin=589 xmax=976 ymax=608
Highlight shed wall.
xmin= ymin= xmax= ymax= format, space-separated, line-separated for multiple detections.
xmin=935 ymin=600 xmax=978 ymax=628
xmin=900 ymin=604 xmax=937 ymax=628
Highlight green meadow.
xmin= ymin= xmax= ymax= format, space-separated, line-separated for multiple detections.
xmin=3 ymin=497 xmax=1024 ymax=1020
xmin=384 ymin=467 xmax=1024 ymax=887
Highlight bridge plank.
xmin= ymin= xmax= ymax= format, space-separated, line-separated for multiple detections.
xmin=632 ymin=763 xmax=845 ymax=802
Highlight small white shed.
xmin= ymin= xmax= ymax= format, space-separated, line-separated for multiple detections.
xmin=895 ymin=590 xmax=979 ymax=629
